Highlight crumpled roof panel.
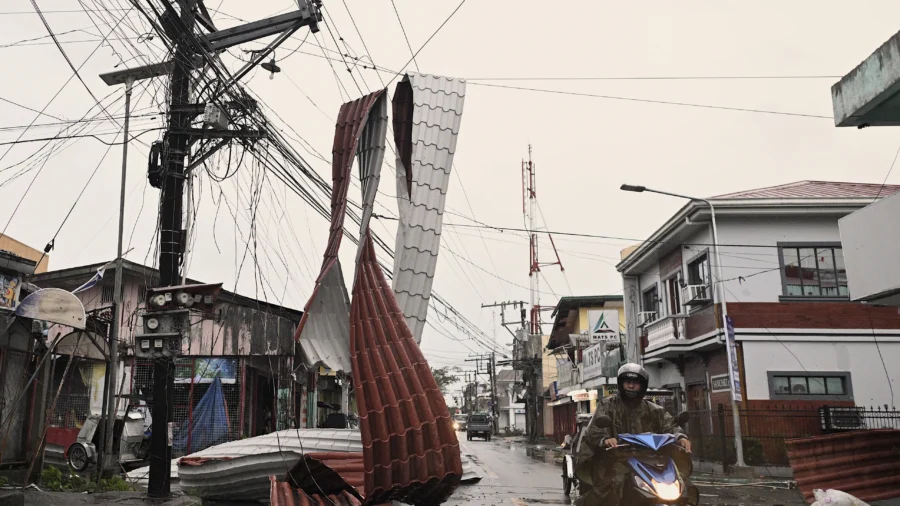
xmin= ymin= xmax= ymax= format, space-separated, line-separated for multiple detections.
xmin=295 ymin=90 xmax=386 ymax=373
xmin=390 ymin=73 xmax=466 ymax=344
xmin=350 ymin=233 xmax=462 ymax=505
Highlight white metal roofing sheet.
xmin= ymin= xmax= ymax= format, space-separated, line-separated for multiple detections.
xmin=391 ymin=73 xmax=466 ymax=343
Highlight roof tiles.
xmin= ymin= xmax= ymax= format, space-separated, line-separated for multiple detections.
xmin=390 ymin=73 xmax=466 ymax=343
xmin=294 ymin=91 xmax=386 ymax=373
xmin=713 ymin=180 xmax=900 ymax=200
xmin=350 ymin=234 xmax=462 ymax=505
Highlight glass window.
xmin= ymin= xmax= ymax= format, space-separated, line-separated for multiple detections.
xmin=808 ymin=377 xmax=827 ymax=394
xmin=687 ymin=255 xmax=710 ymax=286
xmin=789 ymin=377 xmax=808 ymax=394
xmin=826 ymin=377 xmax=845 ymax=395
xmin=772 ymin=376 xmax=790 ymax=394
xmin=781 ymin=246 xmax=848 ymax=298
xmin=642 ymin=285 xmax=659 ymax=319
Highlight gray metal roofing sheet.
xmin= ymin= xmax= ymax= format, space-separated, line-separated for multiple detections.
xmin=294 ymin=91 xmax=386 ymax=374
xmin=390 ymin=73 xmax=466 ymax=344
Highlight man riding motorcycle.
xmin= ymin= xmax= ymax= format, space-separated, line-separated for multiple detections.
xmin=574 ymin=363 xmax=696 ymax=505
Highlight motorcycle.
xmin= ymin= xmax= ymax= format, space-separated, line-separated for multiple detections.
xmin=67 ymin=402 xmax=152 ymax=472
xmin=562 ymin=413 xmax=594 ymax=496
xmin=592 ymin=411 xmax=699 ymax=505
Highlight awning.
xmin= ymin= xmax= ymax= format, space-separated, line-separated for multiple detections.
xmin=547 ymin=397 xmax=572 ymax=407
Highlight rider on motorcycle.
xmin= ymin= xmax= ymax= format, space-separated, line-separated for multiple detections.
xmin=574 ymin=363 xmax=692 ymax=505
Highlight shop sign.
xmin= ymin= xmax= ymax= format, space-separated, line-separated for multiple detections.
xmin=587 ymin=309 xmax=619 ymax=341
xmin=569 ymin=389 xmax=598 ymax=402
xmin=557 ymin=359 xmax=576 ymax=390
xmin=175 ymin=357 xmax=238 ymax=384
xmin=710 ymin=374 xmax=730 ymax=393
xmin=582 ymin=342 xmax=605 ymax=382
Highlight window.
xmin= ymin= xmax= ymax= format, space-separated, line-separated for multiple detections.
xmin=687 ymin=254 xmax=710 ymax=287
xmin=768 ymin=371 xmax=852 ymax=400
xmin=641 ymin=285 xmax=659 ymax=321
xmin=780 ymin=245 xmax=848 ymax=298
xmin=665 ymin=275 xmax=682 ymax=315
xmin=101 ymin=285 xmax=114 ymax=303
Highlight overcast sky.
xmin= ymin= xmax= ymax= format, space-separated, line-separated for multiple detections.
xmin=3 ymin=1 xmax=900 ymax=400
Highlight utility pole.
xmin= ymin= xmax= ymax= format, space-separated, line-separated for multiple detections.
xmin=140 ymin=1 xmax=322 ymax=497
xmin=489 ymin=352 xmax=498 ymax=434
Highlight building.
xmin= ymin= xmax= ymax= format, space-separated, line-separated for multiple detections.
xmin=545 ymin=295 xmax=625 ymax=444
xmin=495 ymin=369 xmax=525 ymax=433
xmin=618 ymin=181 xmax=900 ymax=414
xmin=32 ymin=260 xmax=315 ymax=458
xmin=0 ymin=234 xmax=49 ymax=274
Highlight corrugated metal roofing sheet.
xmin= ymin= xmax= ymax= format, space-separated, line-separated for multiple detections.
xmin=295 ymin=91 xmax=387 ymax=373
xmin=351 ymin=233 xmax=462 ymax=504
xmin=271 ymin=477 xmax=365 ymax=506
xmin=786 ymin=429 xmax=900 ymax=503
xmin=355 ymin=93 xmax=389 ymax=268
xmin=176 ymin=429 xmax=363 ymax=501
xmin=713 ymin=180 xmax=900 ymax=200
xmin=391 ymin=73 xmax=466 ymax=343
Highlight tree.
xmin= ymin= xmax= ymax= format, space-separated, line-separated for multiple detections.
xmin=431 ymin=366 xmax=459 ymax=396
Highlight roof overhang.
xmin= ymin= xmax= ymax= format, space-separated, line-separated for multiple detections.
xmin=832 ymin=30 xmax=900 ymax=127
xmin=617 ymin=198 xmax=877 ymax=275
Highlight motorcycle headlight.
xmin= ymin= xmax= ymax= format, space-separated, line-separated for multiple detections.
xmin=453 ymin=422 xmax=459 ymax=429
xmin=633 ymin=476 xmax=682 ymax=501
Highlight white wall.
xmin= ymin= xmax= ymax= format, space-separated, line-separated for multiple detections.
xmin=742 ymin=340 xmax=900 ymax=407
xmin=839 ymin=191 xmax=900 ymax=301
xmin=635 ymin=215 xmax=845 ymax=307
xmin=648 ymin=361 xmax=684 ymax=390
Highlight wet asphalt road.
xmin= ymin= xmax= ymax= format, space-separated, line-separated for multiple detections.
xmin=447 ymin=434 xmax=815 ymax=506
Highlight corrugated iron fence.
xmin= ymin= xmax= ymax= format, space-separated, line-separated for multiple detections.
xmin=787 ymin=429 xmax=900 ymax=503
xmin=687 ymin=404 xmax=900 ymax=467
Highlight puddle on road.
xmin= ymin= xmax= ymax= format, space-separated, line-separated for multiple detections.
xmin=516 ymin=498 xmax=573 ymax=505
xmin=524 ymin=447 xmax=565 ymax=465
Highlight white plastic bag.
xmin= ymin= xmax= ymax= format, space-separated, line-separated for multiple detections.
xmin=810 ymin=489 xmax=871 ymax=506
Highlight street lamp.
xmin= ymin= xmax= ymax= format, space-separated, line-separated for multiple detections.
xmin=620 ymin=183 xmax=747 ymax=469
xmin=97 ymin=62 xmax=170 ymax=474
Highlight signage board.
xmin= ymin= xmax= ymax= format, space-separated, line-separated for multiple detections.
xmin=710 ymin=373 xmax=730 ymax=393
xmin=587 ymin=309 xmax=619 ymax=341
xmin=582 ymin=342 xmax=605 ymax=382
xmin=557 ymin=359 xmax=575 ymax=390
xmin=569 ymin=389 xmax=598 ymax=402
xmin=0 ymin=273 xmax=21 ymax=310
xmin=175 ymin=357 xmax=238 ymax=384
xmin=724 ymin=316 xmax=743 ymax=402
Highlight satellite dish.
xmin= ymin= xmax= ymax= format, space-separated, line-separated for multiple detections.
xmin=15 ymin=288 xmax=86 ymax=330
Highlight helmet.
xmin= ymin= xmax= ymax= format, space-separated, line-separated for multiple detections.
xmin=617 ymin=363 xmax=649 ymax=400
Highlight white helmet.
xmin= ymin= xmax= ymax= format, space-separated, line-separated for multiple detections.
xmin=617 ymin=363 xmax=649 ymax=400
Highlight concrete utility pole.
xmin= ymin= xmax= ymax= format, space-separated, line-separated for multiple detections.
xmin=489 ymin=353 xmax=498 ymax=434
xmin=138 ymin=1 xmax=322 ymax=496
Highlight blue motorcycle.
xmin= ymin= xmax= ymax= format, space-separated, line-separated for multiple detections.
xmin=593 ymin=412 xmax=699 ymax=505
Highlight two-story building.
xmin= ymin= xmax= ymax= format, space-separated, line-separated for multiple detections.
xmin=546 ymin=295 xmax=625 ymax=443
xmin=618 ymin=181 xmax=900 ymax=416
xmin=496 ymin=369 xmax=525 ymax=433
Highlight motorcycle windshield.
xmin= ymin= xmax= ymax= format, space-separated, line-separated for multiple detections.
xmin=628 ymin=456 xmax=679 ymax=488
xmin=619 ymin=433 xmax=677 ymax=451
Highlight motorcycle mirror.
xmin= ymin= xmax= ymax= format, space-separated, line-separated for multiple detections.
xmin=675 ymin=411 xmax=690 ymax=426
xmin=595 ymin=415 xmax=613 ymax=428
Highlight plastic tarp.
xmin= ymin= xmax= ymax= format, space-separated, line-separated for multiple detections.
xmin=173 ymin=376 xmax=228 ymax=454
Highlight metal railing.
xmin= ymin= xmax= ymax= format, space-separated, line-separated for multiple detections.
xmin=685 ymin=404 xmax=900 ymax=467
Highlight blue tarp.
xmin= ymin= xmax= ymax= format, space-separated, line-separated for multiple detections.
xmin=173 ymin=376 xmax=229 ymax=454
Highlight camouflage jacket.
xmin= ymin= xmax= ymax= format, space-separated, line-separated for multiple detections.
xmin=574 ymin=396 xmax=685 ymax=486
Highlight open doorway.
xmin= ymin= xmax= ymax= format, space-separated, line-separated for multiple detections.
xmin=254 ymin=373 xmax=275 ymax=436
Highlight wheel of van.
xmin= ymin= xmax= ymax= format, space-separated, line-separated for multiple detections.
xmin=486 ymin=434 xmax=491 ymax=442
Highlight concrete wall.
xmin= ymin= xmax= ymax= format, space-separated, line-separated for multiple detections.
xmin=648 ymin=360 xmax=684 ymax=390
xmin=0 ymin=235 xmax=48 ymax=273
xmin=742 ymin=340 xmax=900 ymax=407
xmin=541 ymin=335 xmax=556 ymax=390
xmin=633 ymin=215 xmax=845 ymax=309
xmin=839 ymin=191 xmax=900 ymax=302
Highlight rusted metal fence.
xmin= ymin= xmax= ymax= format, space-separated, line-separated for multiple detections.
xmin=132 ymin=357 xmax=245 ymax=457
xmin=687 ymin=404 xmax=900 ymax=467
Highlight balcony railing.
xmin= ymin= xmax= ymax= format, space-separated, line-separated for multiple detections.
xmin=637 ymin=311 xmax=658 ymax=327
xmin=683 ymin=284 xmax=712 ymax=306
xmin=645 ymin=315 xmax=686 ymax=349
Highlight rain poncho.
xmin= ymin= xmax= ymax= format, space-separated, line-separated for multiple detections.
xmin=574 ymin=396 xmax=693 ymax=506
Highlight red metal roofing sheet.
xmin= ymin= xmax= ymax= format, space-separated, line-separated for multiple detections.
xmin=786 ymin=429 xmax=900 ymax=503
xmin=270 ymin=476 xmax=364 ymax=506
xmin=713 ymin=180 xmax=900 ymax=200
xmin=294 ymin=90 xmax=385 ymax=342
xmin=350 ymin=231 xmax=462 ymax=505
